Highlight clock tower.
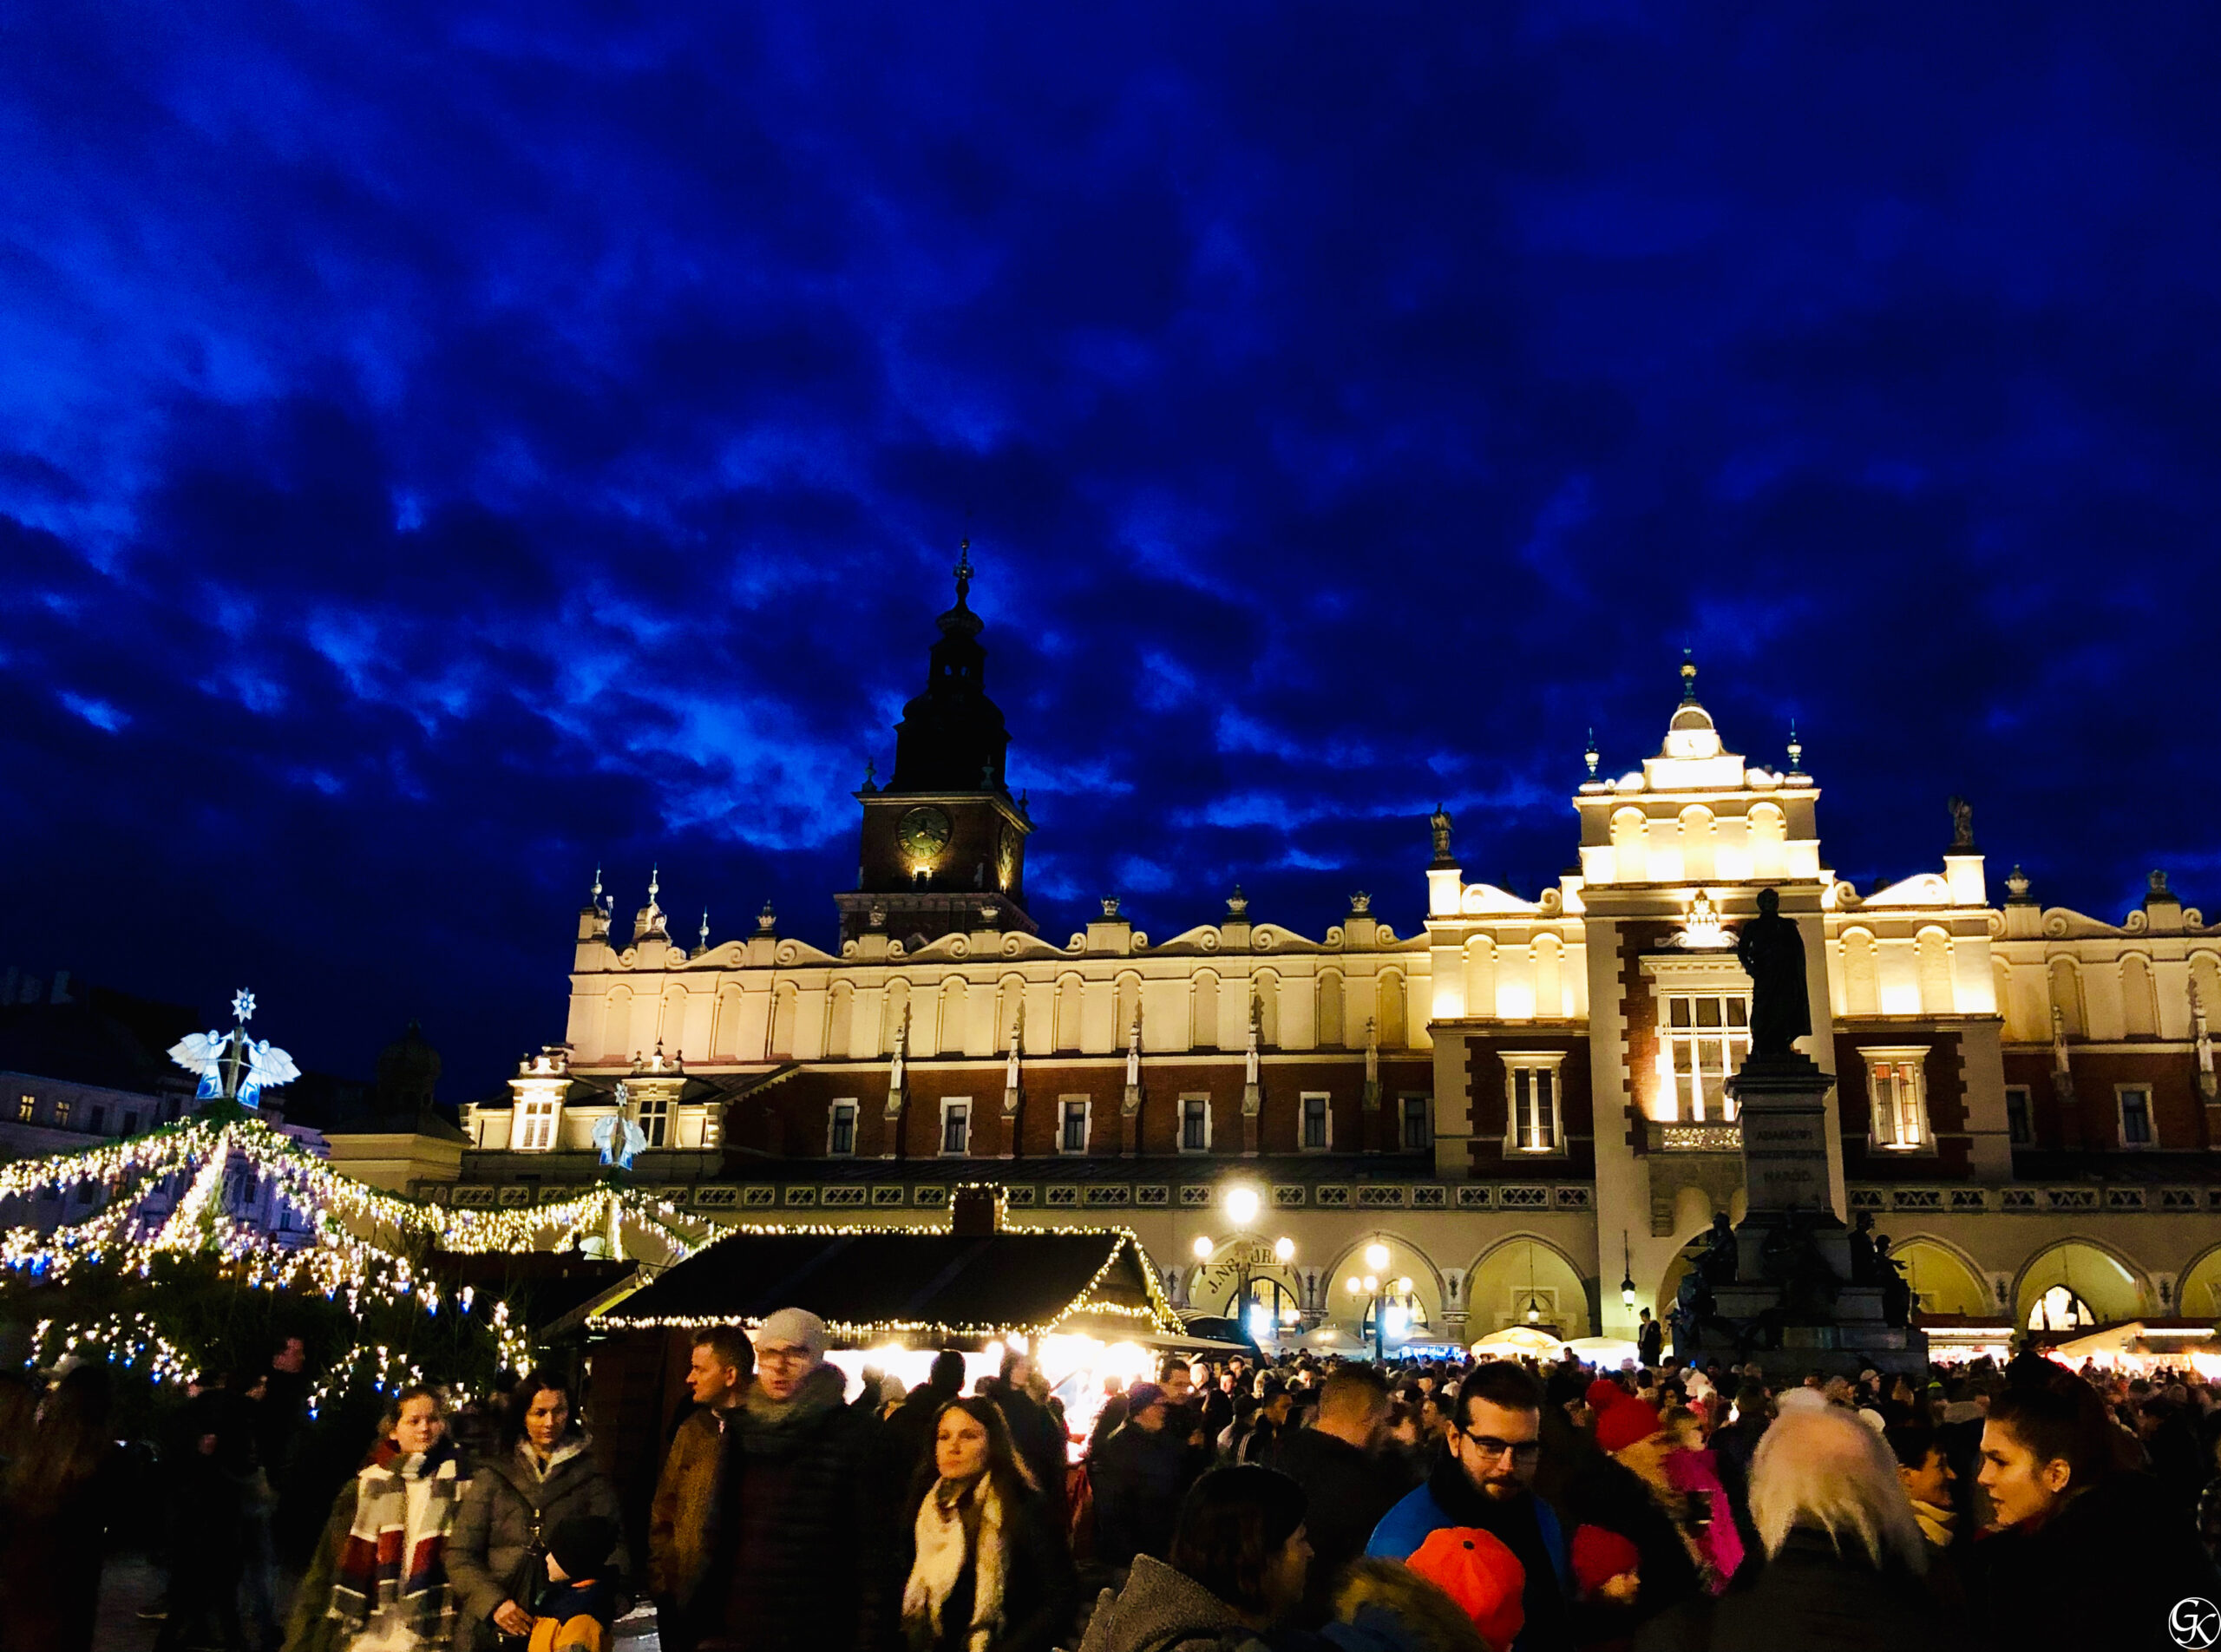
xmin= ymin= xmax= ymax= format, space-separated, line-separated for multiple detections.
xmin=836 ymin=542 xmax=1038 ymax=946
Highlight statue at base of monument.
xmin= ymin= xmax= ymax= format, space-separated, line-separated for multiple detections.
xmin=1759 ymin=1211 xmax=1841 ymax=1319
xmin=1736 ymin=886 xmax=1812 ymax=1059
xmin=1692 ymin=1212 xmax=1739 ymax=1287
xmin=1875 ymin=1234 xmax=1912 ymax=1328
xmin=1848 ymin=1210 xmax=1880 ymax=1286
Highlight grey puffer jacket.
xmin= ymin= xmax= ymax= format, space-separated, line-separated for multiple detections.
xmin=446 ymin=1439 xmax=630 ymax=1648
xmin=1075 ymin=1555 xmax=1253 ymax=1652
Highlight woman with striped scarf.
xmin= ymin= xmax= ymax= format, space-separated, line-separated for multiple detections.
xmin=287 ymin=1386 xmax=472 ymax=1652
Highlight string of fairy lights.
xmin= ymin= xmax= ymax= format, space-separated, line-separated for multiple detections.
xmin=0 ymin=1111 xmax=710 ymax=1393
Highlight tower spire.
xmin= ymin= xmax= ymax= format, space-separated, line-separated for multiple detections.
xmin=953 ymin=536 xmax=973 ymax=606
xmin=1680 ymin=648 xmax=1698 ymax=703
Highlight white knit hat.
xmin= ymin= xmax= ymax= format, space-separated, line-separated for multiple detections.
xmin=756 ymin=1307 xmax=829 ymax=1360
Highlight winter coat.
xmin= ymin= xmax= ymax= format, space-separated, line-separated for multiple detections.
xmin=894 ymin=1473 xmax=1077 ymax=1652
xmin=1369 ymin=1457 xmax=1572 ymax=1652
xmin=990 ymin=1383 xmax=1071 ymax=1526
xmin=648 ymin=1405 xmax=732 ymax=1608
xmin=709 ymin=1363 xmax=888 ymax=1652
xmin=1074 ymin=1555 xmax=1254 ymax=1652
xmin=1631 ymin=1526 xmax=1956 ymax=1652
xmin=1089 ymin=1422 xmax=1198 ymax=1570
xmin=1558 ymin=1452 xmax=1704 ymax=1643
xmin=1272 ymin=1429 xmax=1413 ymax=1623
xmin=447 ymin=1440 xmax=629 ymax=1650
xmin=1966 ymin=1469 xmax=2221 ymax=1652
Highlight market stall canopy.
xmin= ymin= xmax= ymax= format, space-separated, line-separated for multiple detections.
xmin=1563 ymin=1336 xmax=1641 ymax=1367
xmin=1471 ymin=1326 xmax=1566 ymax=1358
xmin=591 ymin=1190 xmax=1180 ymax=1346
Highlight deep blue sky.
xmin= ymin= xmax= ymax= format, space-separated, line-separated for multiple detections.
xmin=5 ymin=3 xmax=2217 ymax=1103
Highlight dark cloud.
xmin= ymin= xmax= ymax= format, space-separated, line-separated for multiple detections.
xmin=2 ymin=2 xmax=2215 ymax=1098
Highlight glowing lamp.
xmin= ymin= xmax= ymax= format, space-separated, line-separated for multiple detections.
xmin=1273 ymin=1236 xmax=1295 ymax=1264
xmin=1225 ymin=1186 xmax=1261 ymax=1228
xmin=1192 ymin=1235 xmax=1215 ymax=1262
xmin=1365 ymin=1242 xmax=1391 ymax=1272
xmin=1344 ymin=1275 xmax=1362 ymax=1296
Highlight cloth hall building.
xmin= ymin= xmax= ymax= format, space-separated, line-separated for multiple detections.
xmin=432 ymin=562 xmax=2221 ymax=1356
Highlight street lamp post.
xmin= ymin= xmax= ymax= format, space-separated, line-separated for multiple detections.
xmin=1211 ymin=1186 xmax=1294 ymax=1345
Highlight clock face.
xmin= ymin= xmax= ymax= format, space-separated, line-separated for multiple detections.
xmin=997 ymin=823 xmax=1019 ymax=889
xmin=896 ymin=805 xmax=953 ymax=862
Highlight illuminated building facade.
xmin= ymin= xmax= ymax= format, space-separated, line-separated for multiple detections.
xmin=438 ymin=569 xmax=2221 ymax=1356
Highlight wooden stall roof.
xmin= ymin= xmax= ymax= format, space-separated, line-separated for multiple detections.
xmin=589 ymin=1223 xmax=1179 ymax=1343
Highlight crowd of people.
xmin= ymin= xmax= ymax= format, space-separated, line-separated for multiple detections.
xmin=5 ymin=1326 xmax=2221 ymax=1651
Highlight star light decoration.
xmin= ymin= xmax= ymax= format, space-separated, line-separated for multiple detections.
xmin=0 ymin=1111 xmax=709 ymax=1396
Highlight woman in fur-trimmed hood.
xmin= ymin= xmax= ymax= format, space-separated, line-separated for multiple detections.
xmin=446 ymin=1369 xmax=629 ymax=1651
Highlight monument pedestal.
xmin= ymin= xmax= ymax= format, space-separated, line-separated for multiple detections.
xmin=1699 ymin=1054 xmax=1929 ymax=1379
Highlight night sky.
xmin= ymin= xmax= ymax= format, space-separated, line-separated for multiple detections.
xmin=5 ymin=4 xmax=2217 ymax=1103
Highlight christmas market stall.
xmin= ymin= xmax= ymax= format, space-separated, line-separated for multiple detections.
xmin=581 ymin=1184 xmax=1200 ymax=1526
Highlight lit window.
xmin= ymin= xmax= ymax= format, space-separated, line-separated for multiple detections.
xmin=1664 ymin=994 xmax=1749 ymax=1122
xmin=1060 ymin=1098 xmax=1089 ymax=1155
xmin=1301 ymin=1093 xmax=1331 ymax=1151
xmin=16 ymin=1094 xmax=30 ymax=1123
xmin=2119 ymin=1086 xmax=2155 ymax=1149
xmin=829 ymin=1100 xmax=858 ymax=1157
xmin=2004 ymin=1085 xmax=2032 ymax=1147
xmin=515 ymin=1098 xmax=560 ymax=1151
xmin=1400 ymin=1095 xmax=1432 ymax=1151
xmin=1863 ymin=1050 xmax=1929 ymax=1150
xmin=633 ymin=1089 xmax=669 ymax=1148
xmin=1504 ymin=1055 xmax=1568 ymax=1153
xmin=940 ymin=1099 xmax=971 ymax=1156
xmin=54 ymin=1099 xmax=71 ymax=1128
xmin=1181 ymin=1097 xmax=1211 ymax=1153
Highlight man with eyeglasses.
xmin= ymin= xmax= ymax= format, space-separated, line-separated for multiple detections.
xmin=1367 ymin=1362 xmax=1573 ymax=1652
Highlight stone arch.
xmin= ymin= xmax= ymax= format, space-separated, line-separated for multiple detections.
xmin=1532 ymin=935 xmax=1564 ymax=1020
xmin=2049 ymin=957 xmax=2086 ymax=1038
xmin=1916 ymin=928 xmax=1953 ymax=1014
xmin=2121 ymin=952 xmax=2159 ymax=1038
xmin=1991 ymin=959 xmax=2021 ymax=1040
xmin=881 ymin=979 xmax=913 ymax=1054
xmin=2014 ymin=1237 xmax=2150 ymax=1328
xmin=1611 ymin=807 xmax=1648 ymax=883
xmin=1842 ymin=929 xmax=1879 ymax=1018
xmin=1375 ymin=969 xmax=1407 ymax=1047
xmin=714 ymin=983 xmax=746 ymax=1061
xmin=1464 ymin=1233 xmax=1595 ymax=1340
xmin=1672 ymin=1184 xmax=1716 ymax=1238
xmin=769 ymin=981 xmax=799 ymax=1059
xmin=1113 ymin=973 xmax=1143 ymax=1044
xmin=1052 ymin=974 xmax=1084 ymax=1053
xmin=1321 ymin=1230 xmax=1448 ymax=1339
xmin=1184 ymin=1233 xmax=1305 ymax=1324
xmin=1192 ymin=969 xmax=1222 ymax=1051
xmin=604 ymin=987 xmax=634 ymax=1065
xmin=1318 ymin=969 xmax=1346 ymax=1049
xmin=1464 ymin=937 xmax=1496 ymax=1021
xmin=2192 ymin=953 xmax=2221 ymax=1027
xmin=1748 ymin=803 xmax=1787 ymax=881
xmin=1887 ymin=1235 xmax=1993 ymax=1317
xmin=2174 ymin=1242 xmax=2221 ymax=1318
xmin=1253 ymin=971 xmax=1281 ymax=1047
xmin=934 ymin=976 xmax=968 ymax=1056
xmin=1680 ymin=805 xmax=1717 ymax=882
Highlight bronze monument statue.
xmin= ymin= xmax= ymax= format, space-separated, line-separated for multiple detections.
xmin=1736 ymin=886 xmax=1811 ymax=1059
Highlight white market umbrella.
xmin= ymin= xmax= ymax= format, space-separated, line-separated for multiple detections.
xmin=1563 ymin=1336 xmax=1641 ymax=1367
xmin=1471 ymin=1326 xmax=1566 ymax=1358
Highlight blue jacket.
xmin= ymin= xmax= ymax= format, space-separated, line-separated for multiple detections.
xmin=1367 ymin=1465 xmax=1572 ymax=1652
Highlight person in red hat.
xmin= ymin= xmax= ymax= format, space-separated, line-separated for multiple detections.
xmin=1367 ymin=1364 xmax=1574 ymax=1651
xmin=1405 ymin=1525 xmax=1527 ymax=1652
xmin=1559 ymin=1395 xmax=1707 ymax=1647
